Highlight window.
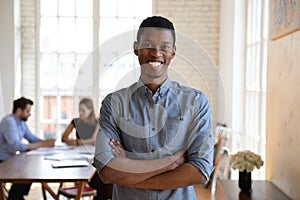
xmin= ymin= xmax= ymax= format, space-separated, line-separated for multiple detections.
xmin=39 ymin=0 xmax=94 ymax=139
xmin=244 ymin=0 xmax=268 ymax=179
xmin=98 ymin=0 xmax=151 ymax=102
xmin=39 ymin=0 xmax=151 ymax=139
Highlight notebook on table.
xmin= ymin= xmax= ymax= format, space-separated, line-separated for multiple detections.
xmin=51 ymin=160 xmax=89 ymax=168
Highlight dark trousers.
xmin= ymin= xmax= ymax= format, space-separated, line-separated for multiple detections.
xmin=88 ymin=172 xmax=113 ymax=200
xmin=0 ymin=160 xmax=31 ymax=200
xmin=7 ymin=183 xmax=32 ymax=200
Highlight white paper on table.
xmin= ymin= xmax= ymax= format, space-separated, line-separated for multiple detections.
xmin=26 ymin=147 xmax=56 ymax=155
xmin=51 ymin=160 xmax=89 ymax=168
xmin=44 ymin=153 xmax=93 ymax=161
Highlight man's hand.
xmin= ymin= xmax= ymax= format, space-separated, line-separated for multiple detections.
xmin=109 ymin=139 xmax=126 ymax=157
xmin=168 ymin=150 xmax=187 ymax=170
xmin=42 ymin=138 xmax=55 ymax=147
xmin=27 ymin=138 xmax=55 ymax=150
xmin=100 ymin=139 xmax=189 ymax=186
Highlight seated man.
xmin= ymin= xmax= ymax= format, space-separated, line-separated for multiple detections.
xmin=0 ymin=97 xmax=55 ymax=200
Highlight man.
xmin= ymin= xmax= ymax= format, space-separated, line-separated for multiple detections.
xmin=0 ymin=97 xmax=55 ymax=200
xmin=94 ymin=16 xmax=214 ymax=200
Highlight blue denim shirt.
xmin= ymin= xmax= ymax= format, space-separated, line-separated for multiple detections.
xmin=94 ymin=78 xmax=214 ymax=200
xmin=0 ymin=114 xmax=40 ymax=161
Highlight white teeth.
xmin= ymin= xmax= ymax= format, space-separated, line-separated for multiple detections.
xmin=148 ymin=61 xmax=161 ymax=67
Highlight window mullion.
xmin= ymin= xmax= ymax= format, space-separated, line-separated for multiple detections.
xmin=36 ymin=0 xmax=41 ymax=136
xmin=93 ymin=0 xmax=100 ymax=112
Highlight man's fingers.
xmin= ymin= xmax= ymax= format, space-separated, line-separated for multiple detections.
xmin=109 ymin=139 xmax=126 ymax=157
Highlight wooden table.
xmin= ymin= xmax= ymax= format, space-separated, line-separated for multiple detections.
xmin=0 ymin=146 xmax=95 ymax=200
xmin=214 ymin=180 xmax=291 ymax=200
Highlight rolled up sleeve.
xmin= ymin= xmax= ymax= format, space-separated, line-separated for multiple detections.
xmin=94 ymin=130 xmax=116 ymax=171
xmin=94 ymin=95 xmax=121 ymax=171
xmin=187 ymin=93 xmax=214 ymax=181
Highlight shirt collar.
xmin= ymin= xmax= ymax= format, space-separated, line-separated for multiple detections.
xmin=137 ymin=77 xmax=172 ymax=97
xmin=159 ymin=78 xmax=171 ymax=96
xmin=11 ymin=114 xmax=22 ymax=125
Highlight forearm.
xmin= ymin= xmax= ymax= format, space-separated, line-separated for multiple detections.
xmin=128 ymin=163 xmax=207 ymax=190
xmin=100 ymin=155 xmax=181 ymax=185
xmin=26 ymin=141 xmax=43 ymax=150
xmin=26 ymin=139 xmax=55 ymax=150
xmin=61 ymin=123 xmax=74 ymax=143
xmin=61 ymin=135 xmax=69 ymax=143
xmin=62 ymin=134 xmax=76 ymax=144
xmin=62 ymin=132 xmax=77 ymax=146
xmin=78 ymin=138 xmax=95 ymax=145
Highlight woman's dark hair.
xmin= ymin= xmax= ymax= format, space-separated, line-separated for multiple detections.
xmin=13 ymin=97 xmax=33 ymax=113
xmin=137 ymin=16 xmax=176 ymax=45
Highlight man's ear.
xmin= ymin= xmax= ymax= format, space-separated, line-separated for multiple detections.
xmin=15 ymin=108 xmax=22 ymax=116
xmin=133 ymin=41 xmax=138 ymax=56
xmin=171 ymin=45 xmax=176 ymax=59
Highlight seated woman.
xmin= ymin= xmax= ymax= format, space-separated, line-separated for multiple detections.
xmin=62 ymin=97 xmax=112 ymax=200
xmin=62 ymin=98 xmax=98 ymax=146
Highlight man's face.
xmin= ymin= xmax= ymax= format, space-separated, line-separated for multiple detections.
xmin=20 ymin=104 xmax=32 ymax=121
xmin=134 ymin=28 xmax=176 ymax=83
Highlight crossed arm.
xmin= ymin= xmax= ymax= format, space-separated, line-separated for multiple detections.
xmin=99 ymin=140 xmax=207 ymax=190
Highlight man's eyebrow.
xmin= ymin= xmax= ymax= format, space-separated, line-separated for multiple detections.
xmin=144 ymin=39 xmax=172 ymax=44
xmin=141 ymin=40 xmax=173 ymax=45
xmin=142 ymin=39 xmax=153 ymax=43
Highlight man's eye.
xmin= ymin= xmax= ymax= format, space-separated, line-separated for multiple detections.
xmin=142 ymin=44 xmax=153 ymax=48
xmin=160 ymin=45 xmax=171 ymax=51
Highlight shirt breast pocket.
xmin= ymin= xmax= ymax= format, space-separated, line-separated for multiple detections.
xmin=158 ymin=116 xmax=183 ymax=148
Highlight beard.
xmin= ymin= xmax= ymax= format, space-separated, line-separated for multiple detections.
xmin=20 ymin=115 xmax=29 ymax=121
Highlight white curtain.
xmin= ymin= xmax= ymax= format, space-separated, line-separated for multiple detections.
xmin=0 ymin=72 xmax=5 ymax=119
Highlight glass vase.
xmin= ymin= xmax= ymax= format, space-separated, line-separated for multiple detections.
xmin=238 ymin=170 xmax=252 ymax=191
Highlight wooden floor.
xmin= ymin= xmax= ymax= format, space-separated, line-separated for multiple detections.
xmin=194 ymin=184 xmax=212 ymax=200
xmin=24 ymin=183 xmax=211 ymax=200
xmin=26 ymin=183 xmax=59 ymax=200
xmin=25 ymin=183 xmax=79 ymax=200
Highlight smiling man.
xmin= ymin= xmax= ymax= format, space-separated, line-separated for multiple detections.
xmin=94 ymin=16 xmax=214 ymax=200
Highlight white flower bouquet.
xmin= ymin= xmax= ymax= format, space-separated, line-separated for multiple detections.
xmin=229 ymin=150 xmax=264 ymax=172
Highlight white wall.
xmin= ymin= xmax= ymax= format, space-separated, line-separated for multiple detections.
xmin=153 ymin=0 xmax=220 ymax=128
xmin=218 ymin=0 xmax=234 ymax=127
xmin=0 ymin=72 xmax=5 ymax=118
xmin=218 ymin=0 xmax=246 ymax=131
xmin=266 ymin=31 xmax=300 ymax=199
xmin=0 ymin=0 xmax=20 ymax=115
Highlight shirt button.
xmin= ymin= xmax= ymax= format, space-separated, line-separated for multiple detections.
xmin=152 ymin=127 xmax=155 ymax=131
xmin=151 ymin=149 xmax=155 ymax=152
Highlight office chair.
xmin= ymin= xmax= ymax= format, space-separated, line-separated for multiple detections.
xmin=211 ymin=149 xmax=231 ymax=200
xmin=2 ymin=183 xmax=9 ymax=199
xmin=56 ymin=182 xmax=97 ymax=200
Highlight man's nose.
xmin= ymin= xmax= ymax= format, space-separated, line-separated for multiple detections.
xmin=150 ymin=47 xmax=162 ymax=57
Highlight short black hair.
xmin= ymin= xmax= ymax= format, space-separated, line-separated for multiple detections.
xmin=137 ymin=16 xmax=176 ymax=45
xmin=13 ymin=97 xmax=33 ymax=113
